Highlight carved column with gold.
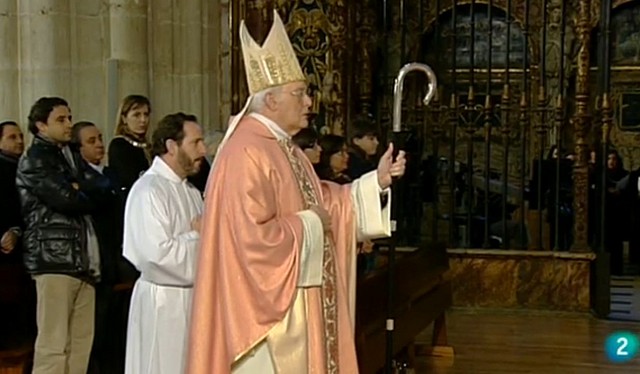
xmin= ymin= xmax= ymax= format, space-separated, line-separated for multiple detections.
xmin=570 ymin=0 xmax=593 ymax=252
xmin=284 ymin=1 xmax=349 ymax=135
xmin=356 ymin=1 xmax=376 ymax=115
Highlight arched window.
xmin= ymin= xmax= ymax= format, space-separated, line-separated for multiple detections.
xmin=422 ymin=4 xmax=529 ymax=69
xmin=611 ymin=2 xmax=640 ymax=66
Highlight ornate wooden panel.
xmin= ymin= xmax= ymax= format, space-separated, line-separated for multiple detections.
xmin=230 ymin=0 xmax=355 ymax=135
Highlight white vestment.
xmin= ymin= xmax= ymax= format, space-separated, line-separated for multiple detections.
xmin=123 ymin=157 xmax=204 ymax=374
xmin=233 ymin=114 xmax=391 ymax=374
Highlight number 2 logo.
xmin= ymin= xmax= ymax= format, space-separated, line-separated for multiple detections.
xmin=617 ymin=337 xmax=629 ymax=356
xmin=606 ymin=332 xmax=638 ymax=363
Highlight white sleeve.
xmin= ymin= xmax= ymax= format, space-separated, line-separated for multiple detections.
xmin=350 ymin=170 xmax=392 ymax=241
xmin=295 ymin=210 xmax=325 ymax=287
xmin=123 ymin=184 xmax=199 ymax=286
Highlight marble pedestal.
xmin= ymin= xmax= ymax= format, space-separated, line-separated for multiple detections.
xmin=448 ymin=249 xmax=596 ymax=312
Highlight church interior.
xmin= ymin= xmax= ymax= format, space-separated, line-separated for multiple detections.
xmin=2 ymin=0 xmax=640 ymax=372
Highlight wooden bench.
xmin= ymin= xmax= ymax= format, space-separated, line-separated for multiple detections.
xmin=355 ymin=242 xmax=453 ymax=373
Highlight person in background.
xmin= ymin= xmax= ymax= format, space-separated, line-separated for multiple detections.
xmin=317 ymin=134 xmax=351 ymax=184
xmin=0 ymin=120 xmax=33 ymax=349
xmin=108 ymin=95 xmax=152 ymax=195
xmin=0 ymin=121 xmax=24 ymax=258
xmin=292 ymin=126 xmax=322 ymax=166
xmin=71 ymin=121 xmax=132 ymax=373
xmin=347 ymin=115 xmax=380 ymax=179
xmin=604 ymin=150 xmax=629 ymax=274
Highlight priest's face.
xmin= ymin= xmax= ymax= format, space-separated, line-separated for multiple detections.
xmin=276 ymin=81 xmax=312 ymax=134
xmin=176 ymin=121 xmax=207 ymax=176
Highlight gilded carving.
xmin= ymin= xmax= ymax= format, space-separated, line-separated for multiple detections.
xmin=607 ymin=83 xmax=640 ymax=170
xmin=545 ymin=0 xmax=576 ymax=101
xmin=231 ymin=0 xmax=349 ymax=133
xmin=281 ymin=0 xmax=348 ymax=134
xmin=570 ymin=0 xmax=592 ymax=252
xmin=422 ymin=0 xmax=541 ymax=44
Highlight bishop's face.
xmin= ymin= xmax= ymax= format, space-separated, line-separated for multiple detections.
xmin=276 ymin=81 xmax=313 ymax=135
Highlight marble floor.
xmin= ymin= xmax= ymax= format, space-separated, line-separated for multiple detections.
xmin=414 ymin=308 xmax=640 ymax=374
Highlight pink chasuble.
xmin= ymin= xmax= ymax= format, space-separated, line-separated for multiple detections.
xmin=186 ymin=116 xmax=360 ymax=374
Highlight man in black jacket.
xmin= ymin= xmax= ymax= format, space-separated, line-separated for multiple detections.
xmin=16 ymin=97 xmax=106 ymax=374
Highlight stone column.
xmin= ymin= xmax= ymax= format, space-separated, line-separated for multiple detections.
xmin=218 ymin=0 xmax=232 ymax=129
xmin=73 ymin=0 xmax=108 ymax=132
xmin=175 ymin=1 xmax=204 ymax=120
xmin=108 ymin=0 xmax=149 ymax=104
xmin=0 ymin=1 xmax=19 ymax=123
xmin=18 ymin=0 xmax=73 ymax=124
xmin=148 ymin=0 xmax=173 ymax=122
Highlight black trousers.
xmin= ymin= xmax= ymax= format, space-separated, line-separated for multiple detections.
xmin=89 ymin=283 xmax=132 ymax=374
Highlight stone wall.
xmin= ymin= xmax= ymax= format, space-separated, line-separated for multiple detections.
xmin=0 ymin=0 xmax=230 ymax=146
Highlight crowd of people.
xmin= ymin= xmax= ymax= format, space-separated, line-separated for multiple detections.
xmin=0 ymin=11 xmax=407 ymax=374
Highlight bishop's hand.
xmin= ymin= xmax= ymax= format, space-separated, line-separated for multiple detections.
xmin=376 ymin=143 xmax=407 ymax=189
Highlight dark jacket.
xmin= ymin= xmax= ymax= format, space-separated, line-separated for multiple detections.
xmin=16 ymin=136 xmax=106 ymax=278
xmin=107 ymin=137 xmax=149 ymax=195
xmin=83 ymin=162 xmax=138 ymax=284
xmin=0 ymin=152 xmax=23 ymax=265
xmin=347 ymin=147 xmax=377 ymax=180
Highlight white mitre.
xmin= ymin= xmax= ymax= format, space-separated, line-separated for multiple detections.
xmin=212 ymin=10 xmax=305 ymax=170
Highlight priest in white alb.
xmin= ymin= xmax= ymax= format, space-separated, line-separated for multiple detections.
xmin=122 ymin=113 xmax=207 ymax=374
xmin=186 ymin=11 xmax=407 ymax=374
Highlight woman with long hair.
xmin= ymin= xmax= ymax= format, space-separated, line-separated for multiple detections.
xmin=108 ymin=95 xmax=152 ymax=194
xmin=292 ymin=127 xmax=322 ymax=166
xmin=317 ymin=134 xmax=351 ymax=184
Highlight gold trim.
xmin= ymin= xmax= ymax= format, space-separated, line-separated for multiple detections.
xmin=113 ymin=135 xmax=148 ymax=149
xmin=590 ymin=66 xmax=640 ymax=71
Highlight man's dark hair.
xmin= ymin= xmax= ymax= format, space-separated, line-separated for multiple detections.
xmin=292 ymin=127 xmax=319 ymax=150
xmin=350 ymin=115 xmax=379 ymax=141
xmin=0 ymin=120 xmax=18 ymax=138
xmin=70 ymin=121 xmax=97 ymax=149
xmin=151 ymin=112 xmax=198 ymax=157
xmin=27 ymin=97 xmax=69 ymax=135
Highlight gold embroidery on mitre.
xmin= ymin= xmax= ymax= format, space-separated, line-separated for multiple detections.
xmin=239 ymin=10 xmax=305 ymax=95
